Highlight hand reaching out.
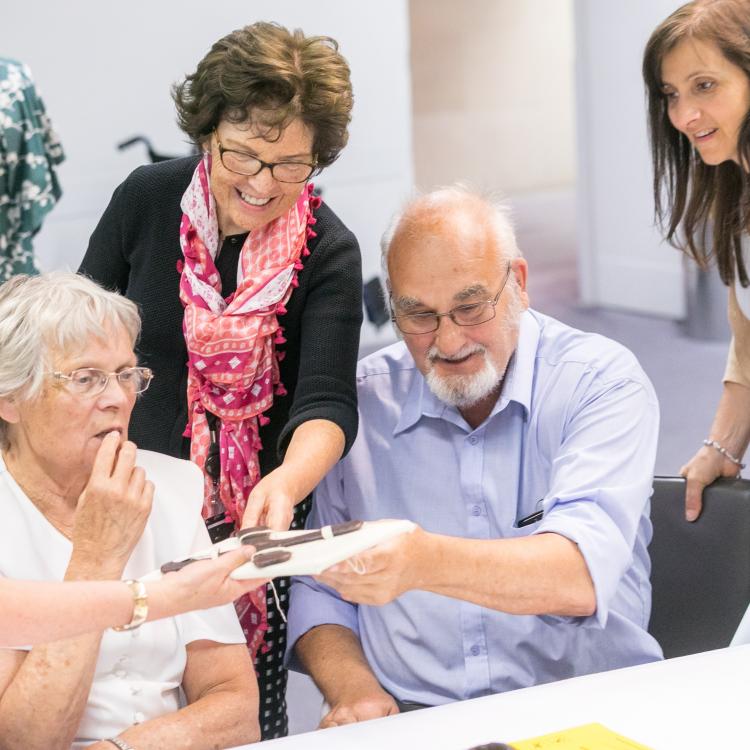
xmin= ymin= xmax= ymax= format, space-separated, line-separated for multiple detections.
xmin=241 ymin=466 xmax=299 ymax=531
xmin=316 ymin=527 xmax=425 ymax=606
xmin=152 ymin=546 xmax=268 ymax=618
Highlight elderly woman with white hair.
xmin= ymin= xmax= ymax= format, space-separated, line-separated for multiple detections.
xmin=0 ymin=272 xmax=261 ymax=749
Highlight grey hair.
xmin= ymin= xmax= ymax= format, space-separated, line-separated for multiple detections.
xmin=380 ymin=184 xmax=521 ymax=284
xmin=0 ymin=272 xmax=141 ymax=448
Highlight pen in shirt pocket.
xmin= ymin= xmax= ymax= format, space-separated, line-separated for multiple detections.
xmin=516 ymin=504 xmax=544 ymax=528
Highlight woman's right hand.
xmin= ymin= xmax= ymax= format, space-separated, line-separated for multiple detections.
xmin=680 ymin=444 xmax=740 ymax=521
xmin=153 ymin=547 xmax=269 ymax=618
xmin=68 ymin=432 xmax=154 ymax=578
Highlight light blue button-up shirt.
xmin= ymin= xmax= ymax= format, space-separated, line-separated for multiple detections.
xmin=288 ymin=310 xmax=663 ymax=705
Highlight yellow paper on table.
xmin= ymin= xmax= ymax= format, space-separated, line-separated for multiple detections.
xmin=510 ymin=722 xmax=652 ymax=749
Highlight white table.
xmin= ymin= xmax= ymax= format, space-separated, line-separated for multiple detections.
xmin=234 ymin=646 xmax=748 ymax=749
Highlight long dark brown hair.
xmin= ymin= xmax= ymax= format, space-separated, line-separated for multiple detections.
xmin=643 ymin=0 xmax=750 ymax=285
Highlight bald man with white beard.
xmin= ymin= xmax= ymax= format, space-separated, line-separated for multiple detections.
xmin=287 ymin=186 xmax=663 ymax=727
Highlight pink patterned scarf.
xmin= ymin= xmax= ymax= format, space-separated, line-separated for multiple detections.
xmin=178 ymin=153 xmax=318 ymax=657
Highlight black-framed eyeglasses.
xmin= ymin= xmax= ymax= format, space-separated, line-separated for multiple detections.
xmin=215 ymin=134 xmax=317 ymax=184
xmin=391 ymin=264 xmax=513 ymax=335
xmin=51 ymin=367 xmax=154 ymax=397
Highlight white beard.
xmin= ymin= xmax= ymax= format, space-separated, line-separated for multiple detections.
xmin=424 ymin=345 xmax=505 ymax=408
xmin=422 ymin=281 xmax=524 ymax=409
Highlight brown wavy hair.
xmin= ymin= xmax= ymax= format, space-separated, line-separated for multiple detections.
xmin=173 ymin=22 xmax=353 ymax=169
xmin=643 ymin=0 xmax=750 ymax=285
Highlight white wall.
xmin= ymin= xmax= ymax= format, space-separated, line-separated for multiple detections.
xmin=3 ymin=0 xmax=413 ymax=347
xmin=410 ymin=0 xmax=575 ymax=195
xmin=575 ymin=0 xmax=685 ymax=317
xmin=407 ymin=0 xmax=578 ymax=285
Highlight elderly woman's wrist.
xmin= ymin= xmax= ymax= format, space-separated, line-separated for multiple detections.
xmin=65 ymin=554 xmax=126 ymax=581
xmin=102 ymin=737 xmax=135 ymax=750
xmin=144 ymin=578 xmax=189 ymax=621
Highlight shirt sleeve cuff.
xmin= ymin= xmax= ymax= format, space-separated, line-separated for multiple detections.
xmin=534 ymin=499 xmax=632 ymax=628
xmin=285 ymin=575 xmax=359 ymax=672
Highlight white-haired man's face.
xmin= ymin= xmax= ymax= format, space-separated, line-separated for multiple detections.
xmin=388 ymin=218 xmax=529 ymax=417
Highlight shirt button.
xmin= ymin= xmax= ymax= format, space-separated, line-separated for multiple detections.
xmin=130 ymin=686 xmax=141 ymax=696
xmin=471 ymin=505 xmax=481 ymax=516
xmin=114 ymin=669 xmax=127 ymax=679
xmin=468 ymin=436 xmax=478 ymax=445
xmin=134 ymin=711 xmax=145 ymax=723
xmin=470 ymin=645 xmax=481 ymax=656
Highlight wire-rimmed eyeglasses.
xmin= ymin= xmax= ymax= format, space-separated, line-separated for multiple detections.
xmin=215 ymin=134 xmax=317 ymax=184
xmin=391 ymin=264 xmax=512 ymax=335
xmin=51 ymin=367 xmax=154 ymax=397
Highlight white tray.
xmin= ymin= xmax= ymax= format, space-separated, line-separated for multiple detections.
xmin=142 ymin=519 xmax=416 ymax=581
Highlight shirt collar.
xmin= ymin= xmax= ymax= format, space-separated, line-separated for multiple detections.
xmin=493 ymin=309 xmax=538 ymax=417
xmin=393 ymin=310 xmax=540 ymax=435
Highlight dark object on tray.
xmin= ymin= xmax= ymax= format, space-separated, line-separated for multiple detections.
xmin=117 ymin=135 xmax=198 ymax=164
xmin=160 ymin=520 xmax=364 ymax=574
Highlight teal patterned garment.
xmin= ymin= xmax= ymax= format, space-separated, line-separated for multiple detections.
xmin=0 ymin=58 xmax=64 ymax=282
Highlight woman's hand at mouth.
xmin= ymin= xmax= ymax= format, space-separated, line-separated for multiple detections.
xmin=67 ymin=432 xmax=153 ymax=580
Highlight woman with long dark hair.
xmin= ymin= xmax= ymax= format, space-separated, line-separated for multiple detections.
xmin=643 ymin=0 xmax=750 ymax=521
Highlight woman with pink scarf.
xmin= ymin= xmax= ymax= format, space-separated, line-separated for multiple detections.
xmin=80 ymin=22 xmax=361 ymax=739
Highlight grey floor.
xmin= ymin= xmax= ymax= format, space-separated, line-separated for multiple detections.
xmin=285 ymin=192 xmax=732 ymax=735
xmin=528 ymin=262 xmax=729 ymax=476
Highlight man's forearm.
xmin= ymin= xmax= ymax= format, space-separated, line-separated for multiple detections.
xmin=296 ymin=624 xmax=384 ymax=704
xmin=416 ymin=530 xmax=596 ymax=616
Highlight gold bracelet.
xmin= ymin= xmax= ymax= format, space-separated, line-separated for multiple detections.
xmin=105 ymin=738 xmax=135 ymax=750
xmin=112 ymin=579 xmax=148 ymax=632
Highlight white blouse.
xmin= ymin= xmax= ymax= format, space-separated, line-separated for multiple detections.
xmin=0 ymin=449 xmax=245 ymax=748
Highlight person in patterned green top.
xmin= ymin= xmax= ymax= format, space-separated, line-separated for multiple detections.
xmin=0 ymin=58 xmax=65 ymax=281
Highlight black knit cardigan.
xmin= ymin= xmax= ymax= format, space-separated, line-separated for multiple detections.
xmin=80 ymin=156 xmax=362 ymax=478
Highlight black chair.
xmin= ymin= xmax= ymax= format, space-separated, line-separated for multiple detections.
xmin=648 ymin=476 xmax=750 ymax=658
xmin=117 ymin=135 xmax=198 ymax=163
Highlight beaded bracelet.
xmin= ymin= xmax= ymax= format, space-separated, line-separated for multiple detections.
xmin=703 ymin=439 xmax=746 ymax=469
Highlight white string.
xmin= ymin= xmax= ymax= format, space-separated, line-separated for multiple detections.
xmin=269 ymin=579 xmax=287 ymax=624
xmin=347 ymin=556 xmax=367 ymax=575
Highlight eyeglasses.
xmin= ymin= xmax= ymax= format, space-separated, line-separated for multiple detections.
xmin=215 ymin=134 xmax=317 ymax=184
xmin=51 ymin=367 xmax=154 ymax=397
xmin=391 ymin=264 xmax=512 ymax=335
